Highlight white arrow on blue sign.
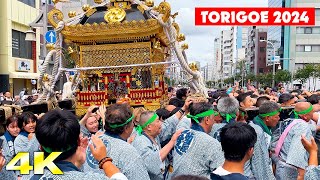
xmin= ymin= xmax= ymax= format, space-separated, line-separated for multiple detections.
xmin=272 ymin=56 xmax=280 ymax=62
xmin=45 ymin=30 xmax=57 ymax=43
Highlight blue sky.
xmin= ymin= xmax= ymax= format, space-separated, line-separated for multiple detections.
xmin=154 ymin=0 xmax=268 ymax=66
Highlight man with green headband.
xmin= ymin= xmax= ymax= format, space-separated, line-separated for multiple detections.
xmin=245 ymin=101 xmax=280 ymax=180
xmin=271 ymin=102 xmax=314 ymax=180
xmin=171 ymin=102 xmax=224 ymax=179
xmin=84 ymin=104 xmax=150 ymax=180
xmin=131 ymin=111 xmax=183 ymax=180
xmin=210 ymin=97 xmax=239 ymax=142
xmin=22 ymin=109 xmax=127 ymax=180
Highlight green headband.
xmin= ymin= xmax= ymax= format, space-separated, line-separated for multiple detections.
xmin=293 ymin=105 xmax=313 ymax=119
xmin=260 ymin=108 xmax=282 ymax=118
xmin=42 ymin=145 xmax=74 ymax=154
xmin=220 ymin=113 xmax=237 ymax=123
xmin=108 ymin=115 xmax=134 ymax=129
xmin=187 ymin=109 xmax=219 ymax=124
xmin=135 ymin=113 xmax=158 ymax=135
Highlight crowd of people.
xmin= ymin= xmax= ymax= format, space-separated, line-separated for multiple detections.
xmin=0 ymin=88 xmax=64 ymax=106
xmin=0 ymin=83 xmax=320 ymax=180
xmin=0 ymin=89 xmax=39 ymax=106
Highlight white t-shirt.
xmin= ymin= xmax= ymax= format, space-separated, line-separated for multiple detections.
xmin=212 ymin=166 xmax=231 ymax=176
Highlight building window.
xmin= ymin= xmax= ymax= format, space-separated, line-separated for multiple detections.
xmin=316 ymin=8 xmax=320 ymax=16
xmin=296 ymin=27 xmax=304 ymax=34
xmin=312 ymin=45 xmax=320 ymax=52
xmin=18 ymin=0 xmax=35 ymax=8
xmin=304 ymin=46 xmax=312 ymax=52
xmin=260 ymin=47 xmax=266 ymax=52
xmin=305 ymin=27 xmax=312 ymax=34
xmin=12 ymin=30 xmax=32 ymax=59
xmin=313 ymin=27 xmax=320 ymax=34
xmin=296 ymin=45 xmax=320 ymax=52
xmin=296 ymin=27 xmax=320 ymax=34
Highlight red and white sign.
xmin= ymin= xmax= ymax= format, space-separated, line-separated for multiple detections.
xmin=195 ymin=8 xmax=315 ymax=26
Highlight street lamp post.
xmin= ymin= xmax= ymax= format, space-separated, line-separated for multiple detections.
xmin=260 ymin=40 xmax=276 ymax=88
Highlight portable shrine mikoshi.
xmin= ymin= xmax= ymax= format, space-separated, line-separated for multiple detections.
xmin=40 ymin=0 xmax=208 ymax=116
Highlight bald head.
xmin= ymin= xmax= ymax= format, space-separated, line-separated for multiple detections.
xmin=139 ymin=111 xmax=156 ymax=126
xmin=295 ymin=102 xmax=314 ymax=121
xmin=295 ymin=102 xmax=312 ymax=112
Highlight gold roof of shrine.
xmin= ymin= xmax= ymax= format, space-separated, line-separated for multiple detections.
xmin=48 ymin=0 xmax=170 ymax=45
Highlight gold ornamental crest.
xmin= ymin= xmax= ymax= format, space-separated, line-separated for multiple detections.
xmin=104 ymin=8 xmax=126 ymax=23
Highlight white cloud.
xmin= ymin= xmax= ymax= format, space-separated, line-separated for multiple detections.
xmin=154 ymin=0 xmax=268 ymax=66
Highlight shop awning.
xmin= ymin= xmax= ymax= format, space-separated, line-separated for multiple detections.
xmin=9 ymin=72 xmax=40 ymax=79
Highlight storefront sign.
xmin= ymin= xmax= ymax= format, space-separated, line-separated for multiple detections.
xmin=15 ymin=59 xmax=31 ymax=72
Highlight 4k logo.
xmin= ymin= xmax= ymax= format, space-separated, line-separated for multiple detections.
xmin=6 ymin=152 xmax=63 ymax=174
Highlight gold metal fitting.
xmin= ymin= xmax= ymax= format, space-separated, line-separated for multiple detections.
xmin=153 ymin=40 xmax=161 ymax=50
xmin=43 ymin=74 xmax=50 ymax=82
xmin=145 ymin=0 xmax=154 ymax=7
xmin=152 ymin=6 xmax=159 ymax=11
xmin=52 ymin=0 xmax=59 ymax=4
xmin=177 ymin=33 xmax=185 ymax=42
xmin=52 ymin=0 xmax=69 ymax=4
xmin=46 ymin=43 xmax=55 ymax=51
xmin=82 ymin=4 xmax=90 ymax=12
xmin=68 ymin=11 xmax=77 ymax=18
xmin=67 ymin=46 xmax=74 ymax=54
xmin=94 ymin=0 xmax=103 ymax=4
xmin=104 ymin=8 xmax=126 ymax=23
xmin=181 ymin=43 xmax=188 ymax=50
xmin=189 ymin=62 xmax=199 ymax=71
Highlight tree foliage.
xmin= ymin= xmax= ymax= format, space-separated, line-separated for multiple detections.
xmin=224 ymin=77 xmax=234 ymax=85
xmin=245 ymin=73 xmax=256 ymax=82
xmin=275 ymin=70 xmax=292 ymax=84
xmin=294 ymin=64 xmax=315 ymax=84
xmin=206 ymin=81 xmax=214 ymax=88
xmin=256 ymin=73 xmax=273 ymax=86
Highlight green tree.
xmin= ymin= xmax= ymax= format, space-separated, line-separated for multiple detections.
xmin=314 ymin=64 xmax=320 ymax=78
xmin=206 ymin=81 xmax=214 ymax=88
xmin=234 ymin=74 xmax=242 ymax=82
xmin=224 ymin=77 xmax=233 ymax=85
xmin=294 ymin=68 xmax=308 ymax=84
xmin=275 ymin=70 xmax=292 ymax=84
xmin=256 ymin=73 xmax=273 ymax=87
xmin=294 ymin=64 xmax=316 ymax=90
xmin=235 ymin=60 xmax=246 ymax=81
xmin=245 ymin=73 xmax=256 ymax=82
xmin=164 ymin=77 xmax=175 ymax=86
